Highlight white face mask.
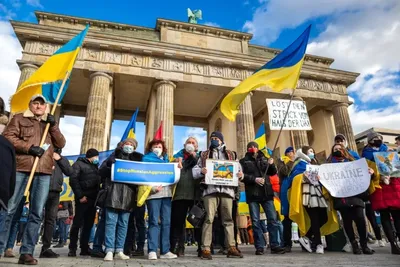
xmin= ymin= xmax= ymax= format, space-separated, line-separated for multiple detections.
xmin=153 ymin=148 xmax=162 ymax=157
xmin=185 ymin=143 xmax=195 ymax=153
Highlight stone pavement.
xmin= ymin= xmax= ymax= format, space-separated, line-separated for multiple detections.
xmin=0 ymin=244 xmax=399 ymax=267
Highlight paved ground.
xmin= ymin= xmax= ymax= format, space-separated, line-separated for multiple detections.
xmin=0 ymin=244 xmax=399 ymax=266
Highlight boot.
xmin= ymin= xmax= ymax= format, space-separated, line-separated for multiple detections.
xmin=390 ymin=241 xmax=400 ymax=255
xmin=360 ymin=243 xmax=374 ymax=255
xmin=177 ymin=245 xmax=185 ymax=257
xmin=350 ymin=241 xmax=361 ymax=255
xmin=227 ymin=246 xmax=243 ymax=258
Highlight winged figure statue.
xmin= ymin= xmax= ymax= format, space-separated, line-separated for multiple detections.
xmin=187 ymin=8 xmax=202 ymax=24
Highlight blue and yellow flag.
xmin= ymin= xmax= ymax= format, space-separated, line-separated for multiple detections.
xmin=121 ymin=107 xmax=138 ymax=141
xmin=221 ymin=25 xmax=311 ymax=121
xmin=255 ymin=122 xmax=272 ymax=157
xmin=10 ymin=25 xmax=89 ymax=113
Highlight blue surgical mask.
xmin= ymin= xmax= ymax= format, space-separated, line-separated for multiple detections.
xmin=123 ymin=145 xmax=134 ymax=154
xmin=92 ymin=158 xmax=99 ymax=165
xmin=308 ymin=153 xmax=315 ymax=160
xmin=210 ymin=139 xmax=220 ymax=149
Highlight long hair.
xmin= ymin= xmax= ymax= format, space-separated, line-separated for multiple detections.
xmin=0 ymin=97 xmax=5 ymax=115
xmin=145 ymin=139 xmax=167 ymax=156
xmin=301 ymin=145 xmax=319 ymax=165
xmin=330 ymin=143 xmax=355 ymax=162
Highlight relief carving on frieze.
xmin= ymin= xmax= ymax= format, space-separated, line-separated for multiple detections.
xmin=171 ymin=60 xmax=184 ymax=71
xmin=230 ymin=68 xmax=242 ymax=79
xmin=151 ymin=58 xmax=164 ymax=68
xmin=210 ymin=66 xmax=223 ymax=77
xmin=105 ymin=52 xmax=122 ymax=63
xmin=190 ymin=63 xmax=204 ymax=74
xmin=85 ymin=49 xmax=98 ymax=60
xmin=38 ymin=43 xmax=53 ymax=55
xmin=130 ymin=55 xmax=143 ymax=66
xmin=297 ymin=78 xmax=346 ymax=94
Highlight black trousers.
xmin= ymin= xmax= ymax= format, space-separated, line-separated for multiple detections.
xmin=68 ymin=198 xmax=96 ymax=251
xmin=170 ymin=199 xmax=202 ymax=251
xmin=380 ymin=209 xmax=400 ymax=243
xmin=339 ymin=207 xmax=367 ymax=245
xmin=124 ymin=204 xmax=146 ymax=254
xmin=365 ymin=203 xmax=382 ymax=240
xmin=218 ymin=200 xmax=238 ymax=249
xmin=239 ymin=228 xmax=249 ymax=244
xmin=283 ymin=216 xmax=293 ymax=247
xmin=304 ymin=207 xmax=327 ymax=246
xmin=41 ymin=191 xmax=60 ymax=251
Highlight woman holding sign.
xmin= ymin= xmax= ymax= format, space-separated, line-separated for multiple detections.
xmin=327 ymin=144 xmax=374 ymax=255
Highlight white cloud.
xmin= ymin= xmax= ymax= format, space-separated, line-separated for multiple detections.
xmin=181 ymin=127 xmax=208 ymax=152
xmin=59 ymin=116 xmax=84 ymax=156
xmin=109 ymin=135 xmax=121 ymax=150
xmin=26 ymin=0 xmax=42 ymax=8
xmin=204 ymin=22 xmax=220 ymax=28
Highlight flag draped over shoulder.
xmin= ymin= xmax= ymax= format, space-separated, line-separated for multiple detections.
xmin=121 ymin=107 xmax=138 ymax=141
xmin=220 ymin=25 xmax=311 ymax=121
xmin=10 ymin=25 xmax=89 ymax=113
xmin=254 ymin=122 xmax=272 ymax=158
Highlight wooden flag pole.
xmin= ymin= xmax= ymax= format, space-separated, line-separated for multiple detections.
xmin=290 ymin=130 xmax=295 ymax=150
xmin=24 ymin=71 xmax=71 ymax=196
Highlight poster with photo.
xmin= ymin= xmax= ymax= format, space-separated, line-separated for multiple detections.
xmin=205 ymin=159 xmax=239 ymax=186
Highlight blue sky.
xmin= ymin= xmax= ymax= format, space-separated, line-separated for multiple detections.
xmin=0 ymin=0 xmax=399 ymax=155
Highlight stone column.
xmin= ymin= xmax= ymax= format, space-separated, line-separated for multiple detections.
xmin=145 ymin=88 xmax=157 ymax=144
xmin=236 ymin=94 xmax=255 ymax=159
xmin=332 ymin=102 xmax=357 ymax=151
xmin=17 ymin=64 xmax=38 ymax=88
xmin=292 ymin=96 xmax=309 ymax=149
xmin=154 ymin=80 xmax=175 ymax=156
xmin=103 ymin=84 xmax=114 ymax=150
xmin=80 ymin=72 xmax=113 ymax=153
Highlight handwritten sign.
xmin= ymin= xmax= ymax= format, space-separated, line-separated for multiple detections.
xmin=373 ymin=152 xmax=400 ymax=178
xmin=205 ymin=159 xmax=239 ymax=186
xmin=318 ymin=158 xmax=370 ymax=198
xmin=266 ymin=99 xmax=312 ymax=130
xmin=305 ymin=165 xmax=320 ymax=185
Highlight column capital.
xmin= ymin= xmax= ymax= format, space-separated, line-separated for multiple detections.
xmin=153 ymin=80 xmax=176 ymax=90
xmin=332 ymin=102 xmax=349 ymax=109
xmin=19 ymin=63 xmax=38 ymax=71
xmin=90 ymin=72 xmax=113 ymax=83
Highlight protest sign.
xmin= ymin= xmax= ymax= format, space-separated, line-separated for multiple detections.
xmin=318 ymin=158 xmax=370 ymax=198
xmin=205 ymin=159 xmax=239 ymax=186
xmin=111 ymin=159 xmax=180 ymax=186
xmin=305 ymin=165 xmax=320 ymax=185
xmin=373 ymin=152 xmax=400 ymax=178
xmin=266 ymin=99 xmax=312 ymax=130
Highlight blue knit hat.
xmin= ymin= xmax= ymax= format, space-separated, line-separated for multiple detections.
xmin=210 ymin=131 xmax=224 ymax=143
xmin=284 ymin=147 xmax=294 ymax=155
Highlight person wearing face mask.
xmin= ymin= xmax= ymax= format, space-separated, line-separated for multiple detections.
xmin=395 ymin=136 xmax=400 ymax=153
xmin=169 ymin=137 xmax=201 ymax=257
xmin=68 ymin=148 xmax=101 ymax=257
xmin=192 ymin=131 xmax=244 ymax=260
xmin=240 ymin=141 xmax=286 ymax=255
xmin=327 ymin=144 xmax=374 ymax=255
xmin=141 ymin=139 xmax=178 ymax=260
xmin=98 ymin=138 xmax=143 ymax=261
xmin=362 ymin=131 xmax=400 ymax=254
xmin=288 ymin=146 xmax=338 ymax=255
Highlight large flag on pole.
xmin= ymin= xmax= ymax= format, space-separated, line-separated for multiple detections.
xmin=10 ymin=25 xmax=89 ymax=113
xmin=154 ymin=121 xmax=163 ymax=140
xmin=220 ymin=25 xmax=311 ymax=121
xmin=255 ymin=122 xmax=272 ymax=158
xmin=121 ymin=107 xmax=138 ymax=141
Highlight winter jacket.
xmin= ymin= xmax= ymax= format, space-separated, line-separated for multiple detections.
xmin=0 ymin=113 xmax=9 ymax=134
xmin=173 ymin=149 xmax=201 ymax=201
xmin=99 ymin=148 xmax=143 ymax=211
xmin=69 ymin=157 xmax=101 ymax=201
xmin=277 ymin=156 xmax=295 ymax=184
xmin=3 ymin=110 xmax=65 ymax=174
xmin=240 ymin=151 xmax=277 ymax=203
xmin=0 ymin=136 xmax=16 ymax=210
xmin=49 ymin=156 xmax=74 ymax=193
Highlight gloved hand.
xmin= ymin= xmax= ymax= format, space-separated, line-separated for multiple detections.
xmin=28 ymin=146 xmax=45 ymax=157
xmin=46 ymin=114 xmax=56 ymax=127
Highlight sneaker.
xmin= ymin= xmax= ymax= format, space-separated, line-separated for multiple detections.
xmin=299 ymin=237 xmax=312 ymax=253
xmin=160 ymin=252 xmax=177 ymax=259
xmin=316 ymin=245 xmax=324 ymax=254
xmin=91 ymin=250 xmax=106 ymax=258
xmin=115 ymin=252 xmax=130 ymax=260
xmin=227 ymin=246 xmax=243 ymax=258
xmin=40 ymin=249 xmax=60 ymax=258
xmin=4 ymin=248 xmax=15 ymax=257
xmin=255 ymin=249 xmax=264 ymax=255
xmin=131 ymin=249 xmax=145 ymax=257
xmin=104 ymin=251 xmax=113 ymax=261
xmin=80 ymin=247 xmax=92 ymax=256
xmin=284 ymin=246 xmax=292 ymax=253
xmin=378 ymin=240 xmax=386 ymax=247
xmin=270 ymin=246 xmax=286 ymax=254
xmin=148 ymin=251 xmax=157 ymax=260
xmin=342 ymin=243 xmax=352 ymax=253
xmin=68 ymin=250 xmax=76 ymax=257
xmin=53 ymin=243 xmax=64 ymax=248
xmin=201 ymin=249 xmax=212 ymax=260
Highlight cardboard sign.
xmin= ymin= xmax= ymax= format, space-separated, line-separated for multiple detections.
xmin=266 ymin=99 xmax=312 ymax=130
xmin=205 ymin=159 xmax=239 ymax=186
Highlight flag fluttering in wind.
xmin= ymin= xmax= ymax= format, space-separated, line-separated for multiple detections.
xmin=220 ymin=25 xmax=311 ymax=121
xmin=255 ymin=122 xmax=272 ymax=158
xmin=121 ymin=107 xmax=138 ymax=141
xmin=154 ymin=121 xmax=163 ymax=140
xmin=10 ymin=25 xmax=89 ymax=113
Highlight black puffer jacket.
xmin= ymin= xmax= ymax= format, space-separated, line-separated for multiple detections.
xmin=50 ymin=156 xmax=74 ymax=192
xmin=333 ymin=193 xmax=368 ymax=210
xmin=69 ymin=157 xmax=101 ymax=201
xmin=240 ymin=151 xmax=277 ymax=203
xmin=100 ymin=148 xmax=143 ymax=212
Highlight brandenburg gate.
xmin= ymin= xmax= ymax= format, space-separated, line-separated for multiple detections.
xmin=11 ymin=11 xmax=359 ymax=159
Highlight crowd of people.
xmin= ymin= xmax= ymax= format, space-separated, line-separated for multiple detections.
xmin=0 ymin=94 xmax=400 ymax=265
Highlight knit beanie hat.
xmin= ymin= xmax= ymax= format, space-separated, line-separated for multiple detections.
xmin=86 ymin=148 xmax=99 ymax=158
xmin=123 ymin=138 xmax=138 ymax=149
xmin=284 ymin=147 xmax=294 ymax=154
xmin=210 ymin=131 xmax=224 ymax=143
xmin=367 ymin=131 xmax=381 ymax=143
xmin=247 ymin=141 xmax=259 ymax=149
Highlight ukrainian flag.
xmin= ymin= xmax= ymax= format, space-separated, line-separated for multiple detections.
xmin=10 ymin=25 xmax=89 ymax=113
xmin=121 ymin=107 xmax=138 ymax=141
xmin=221 ymin=25 xmax=311 ymax=121
xmin=255 ymin=122 xmax=272 ymax=158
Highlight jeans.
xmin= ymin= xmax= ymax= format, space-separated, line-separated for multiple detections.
xmin=147 ymin=198 xmax=172 ymax=254
xmin=105 ymin=208 xmax=130 ymax=253
xmin=249 ymin=200 xmax=280 ymax=249
xmin=89 ymin=225 xmax=96 ymax=243
xmin=58 ymin=219 xmax=68 ymax=244
xmin=69 ymin=198 xmax=96 ymax=252
xmin=0 ymin=172 xmax=50 ymax=255
xmin=124 ymin=204 xmax=146 ymax=254
xmin=7 ymin=198 xmax=25 ymax=249
xmin=93 ymin=209 xmax=106 ymax=253
xmin=42 ymin=191 xmax=60 ymax=251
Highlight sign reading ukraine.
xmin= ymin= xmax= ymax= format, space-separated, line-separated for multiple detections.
xmin=111 ymin=159 xmax=181 ymax=186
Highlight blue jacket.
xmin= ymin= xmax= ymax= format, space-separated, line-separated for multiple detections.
xmin=142 ymin=151 xmax=169 ymax=163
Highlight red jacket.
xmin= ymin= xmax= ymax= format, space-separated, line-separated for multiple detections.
xmin=370 ymin=178 xmax=400 ymax=211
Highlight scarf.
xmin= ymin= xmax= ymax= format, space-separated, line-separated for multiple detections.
xmin=142 ymin=151 xmax=169 ymax=163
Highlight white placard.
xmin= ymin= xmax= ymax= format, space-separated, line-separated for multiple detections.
xmin=305 ymin=165 xmax=320 ymax=185
xmin=318 ymin=158 xmax=370 ymax=198
xmin=266 ymin=99 xmax=312 ymax=130
xmin=205 ymin=159 xmax=239 ymax=187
